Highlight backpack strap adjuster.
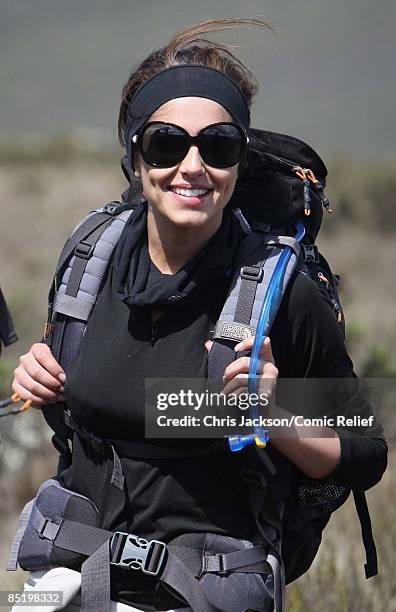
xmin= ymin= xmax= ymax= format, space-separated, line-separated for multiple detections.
xmin=74 ymin=241 xmax=95 ymax=260
xmin=240 ymin=265 xmax=264 ymax=282
xmin=103 ymin=203 xmax=119 ymax=215
xmin=301 ymin=243 xmax=320 ymax=263
xmin=110 ymin=531 xmax=167 ymax=575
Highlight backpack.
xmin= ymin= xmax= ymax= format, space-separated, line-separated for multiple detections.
xmin=8 ymin=129 xmax=378 ymax=612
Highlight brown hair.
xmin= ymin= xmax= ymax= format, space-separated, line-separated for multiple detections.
xmin=118 ymin=17 xmax=273 ymax=146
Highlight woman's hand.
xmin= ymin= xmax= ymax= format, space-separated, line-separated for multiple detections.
xmin=223 ymin=335 xmax=278 ymax=399
xmin=12 ymin=343 xmax=66 ymax=407
xmin=205 ymin=335 xmax=278 ymax=405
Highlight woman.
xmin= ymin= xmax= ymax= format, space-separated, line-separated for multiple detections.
xmin=12 ymin=18 xmax=387 ymax=612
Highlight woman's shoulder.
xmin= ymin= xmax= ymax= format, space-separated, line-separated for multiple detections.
xmin=272 ymin=268 xmax=351 ymax=378
xmin=279 ymin=268 xmax=342 ymax=333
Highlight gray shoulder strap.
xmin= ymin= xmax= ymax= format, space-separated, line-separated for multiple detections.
xmin=208 ymin=232 xmax=300 ymax=380
xmin=52 ymin=206 xmax=134 ymax=321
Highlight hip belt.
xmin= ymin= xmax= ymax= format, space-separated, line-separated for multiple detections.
xmin=7 ymin=479 xmax=281 ymax=612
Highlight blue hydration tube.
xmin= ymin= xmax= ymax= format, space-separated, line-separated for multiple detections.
xmin=228 ymin=223 xmax=305 ymax=452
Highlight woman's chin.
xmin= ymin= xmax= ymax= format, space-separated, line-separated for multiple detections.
xmin=157 ymin=200 xmax=223 ymax=229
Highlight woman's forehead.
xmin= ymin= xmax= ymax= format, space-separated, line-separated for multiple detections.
xmin=149 ymin=96 xmax=233 ymax=126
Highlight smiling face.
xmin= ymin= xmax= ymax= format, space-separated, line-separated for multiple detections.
xmin=134 ymin=97 xmax=240 ymax=240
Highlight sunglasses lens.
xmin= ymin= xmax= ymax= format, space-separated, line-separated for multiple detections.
xmin=141 ymin=123 xmax=187 ymax=167
xmin=199 ymin=124 xmax=245 ymax=167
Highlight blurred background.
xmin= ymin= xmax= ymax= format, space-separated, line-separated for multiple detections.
xmin=0 ymin=1 xmax=395 ymax=610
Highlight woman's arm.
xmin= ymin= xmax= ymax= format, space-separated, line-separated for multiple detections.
xmin=222 ymin=335 xmax=342 ymax=479
xmin=219 ymin=270 xmax=388 ymax=488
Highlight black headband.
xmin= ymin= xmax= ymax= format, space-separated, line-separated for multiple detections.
xmin=125 ymin=64 xmax=250 ymax=169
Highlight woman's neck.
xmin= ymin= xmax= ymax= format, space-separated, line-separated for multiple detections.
xmin=146 ymin=209 xmax=223 ymax=274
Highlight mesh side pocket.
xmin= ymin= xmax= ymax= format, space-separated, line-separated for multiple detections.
xmin=297 ymin=481 xmax=350 ymax=513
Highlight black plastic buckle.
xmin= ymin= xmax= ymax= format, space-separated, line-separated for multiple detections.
xmin=240 ymin=265 xmax=263 ymax=282
xmin=103 ymin=203 xmax=119 ymax=215
xmin=301 ymin=244 xmax=320 ymax=263
xmin=110 ymin=532 xmax=167 ymax=576
xmin=74 ymin=241 xmax=94 ymax=259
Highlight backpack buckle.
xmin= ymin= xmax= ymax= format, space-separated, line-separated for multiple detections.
xmin=74 ymin=241 xmax=95 ymax=259
xmin=103 ymin=203 xmax=119 ymax=215
xmin=301 ymin=244 xmax=320 ymax=263
xmin=240 ymin=265 xmax=263 ymax=282
xmin=110 ymin=532 xmax=167 ymax=575
xmin=37 ymin=517 xmax=61 ymax=540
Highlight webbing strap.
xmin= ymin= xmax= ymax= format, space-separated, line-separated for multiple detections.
xmin=110 ymin=445 xmax=125 ymax=490
xmin=7 ymin=499 xmax=34 ymax=571
xmin=55 ymin=211 xmax=114 ymax=279
xmin=81 ymin=540 xmax=111 ymax=612
xmin=266 ymin=552 xmax=285 ymax=612
xmin=167 ymin=542 xmax=272 ymax=577
xmin=65 ymin=218 xmax=114 ymax=298
xmin=0 ymin=287 xmax=18 ymax=347
xmin=160 ymin=550 xmax=216 ymax=612
xmin=63 ymin=410 xmax=125 ymax=491
xmin=54 ymin=520 xmax=113 ymax=556
xmin=235 ymin=261 xmax=265 ymax=325
xmin=30 ymin=504 xmax=61 ymax=541
xmin=353 ymin=490 xmax=378 ymax=578
xmin=203 ymin=546 xmax=271 ymax=574
xmin=239 ymin=465 xmax=284 ymax=612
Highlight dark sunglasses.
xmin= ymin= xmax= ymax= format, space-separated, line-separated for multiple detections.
xmin=132 ymin=121 xmax=248 ymax=169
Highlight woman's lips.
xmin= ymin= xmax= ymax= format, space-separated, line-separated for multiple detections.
xmin=167 ymin=187 xmax=213 ymax=205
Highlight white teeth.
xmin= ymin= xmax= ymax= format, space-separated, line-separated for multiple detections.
xmin=172 ymin=187 xmax=210 ymax=197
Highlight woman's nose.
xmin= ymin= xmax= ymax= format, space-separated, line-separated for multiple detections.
xmin=179 ymin=145 xmax=205 ymax=175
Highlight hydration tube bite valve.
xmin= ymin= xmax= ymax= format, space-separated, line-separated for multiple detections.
xmin=228 ymin=223 xmax=306 ymax=452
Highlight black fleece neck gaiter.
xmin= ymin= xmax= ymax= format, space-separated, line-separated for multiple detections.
xmin=112 ymin=203 xmax=244 ymax=308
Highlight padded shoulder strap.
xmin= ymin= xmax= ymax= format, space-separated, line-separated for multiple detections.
xmin=48 ymin=204 xmax=135 ymax=324
xmin=42 ymin=204 xmax=135 ymax=468
xmin=208 ymin=231 xmax=300 ymax=380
